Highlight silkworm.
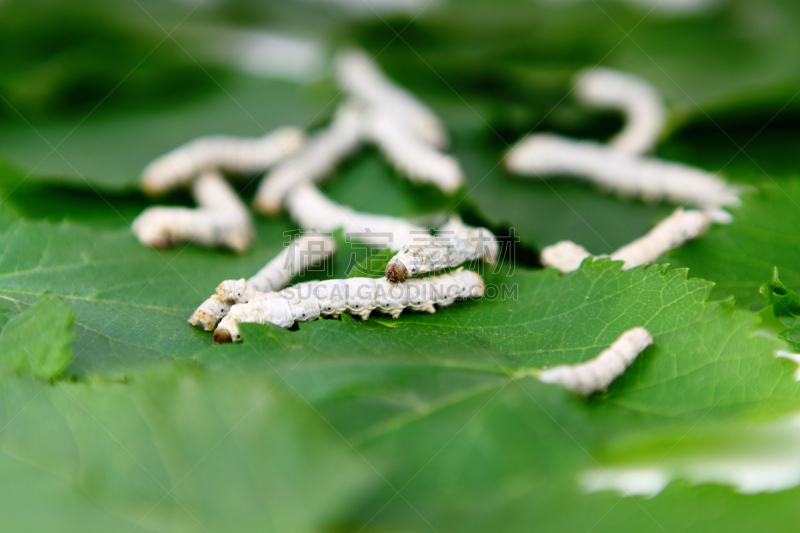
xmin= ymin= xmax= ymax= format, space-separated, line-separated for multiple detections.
xmin=361 ymin=109 xmax=464 ymax=194
xmin=537 ymin=327 xmax=653 ymax=395
xmin=254 ymin=50 xmax=460 ymax=214
xmin=335 ymin=48 xmax=448 ymax=149
xmin=541 ymin=208 xmax=709 ymax=273
xmin=573 ymin=67 xmax=666 ymax=155
xmin=540 ymin=240 xmax=592 ymax=274
xmin=385 ymin=215 xmax=499 ymax=282
xmin=253 ymin=102 xmax=364 ymax=215
xmin=132 ymin=170 xmax=254 ymax=251
xmin=611 ymin=208 xmax=709 ymax=266
xmin=505 ymin=134 xmax=740 ymax=223
xmin=140 ymin=126 xmax=304 ymax=196
xmin=188 ymin=232 xmax=337 ymax=331
xmin=285 ymin=181 xmax=427 ymax=251
xmin=213 ymin=268 xmax=485 ymax=343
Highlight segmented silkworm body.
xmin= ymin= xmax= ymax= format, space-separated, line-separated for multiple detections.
xmin=189 ymin=233 xmax=336 ymax=331
xmin=335 ymin=48 xmax=448 ymax=150
xmin=541 ymin=209 xmax=710 ymax=274
xmin=361 ymin=109 xmax=464 ymax=194
xmin=132 ymin=171 xmax=254 ymax=251
xmin=611 ymin=209 xmax=709 ymax=266
xmin=253 ymin=50 xmax=460 ymax=216
xmin=285 ymin=182 xmax=427 ymax=251
xmin=253 ymin=103 xmax=364 ymax=215
xmin=140 ymin=126 xmax=304 ymax=196
xmin=538 ymin=327 xmax=653 ymax=395
xmin=574 ymin=68 xmax=666 ymax=155
xmin=505 ymin=134 xmax=740 ymax=223
xmin=213 ymin=268 xmax=485 ymax=343
xmin=385 ymin=215 xmax=499 ymax=282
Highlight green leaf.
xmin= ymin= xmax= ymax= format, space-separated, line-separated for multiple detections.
xmin=342 ymin=378 xmax=800 ymax=533
xmin=0 ymin=364 xmax=370 ymax=532
xmin=200 ymin=260 xmax=796 ymax=422
xmin=0 ymin=293 xmax=74 ymax=380
xmin=196 ymin=262 xmax=800 ymax=533
xmin=668 ymin=177 xmax=800 ymax=309
xmin=759 ymin=268 xmax=800 ymax=356
xmin=0 ymin=219 xmax=296 ymax=377
xmin=760 ymin=268 xmax=800 ymax=329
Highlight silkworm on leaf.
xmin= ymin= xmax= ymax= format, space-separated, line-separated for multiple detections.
xmin=254 ymin=101 xmax=461 ymax=215
xmin=132 ymin=170 xmax=254 ymax=251
xmin=213 ymin=268 xmax=484 ymax=343
xmin=541 ymin=209 xmax=710 ymax=274
xmin=505 ymin=134 xmax=740 ymax=223
xmin=189 ymin=232 xmax=336 ymax=331
xmin=253 ymin=102 xmax=364 ymax=215
xmin=573 ymin=67 xmax=666 ymax=155
xmin=285 ymin=182 xmax=427 ymax=251
xmin=537 ymin=327 xmax=653 ymax=395
xmin=140 ymin=126 xmax=304 ymax=196
xmin=385 ymin=215 xmax=499 ymax=282
xmin=335 ymin=48 xmax=448 ymax=149
xmin=188 ymin=294 xmax=233 ymax=332
xmin=361 ymin=109 xmax=464 ymax=194
xmin=611 ymin=208 xmax=709 ymax=266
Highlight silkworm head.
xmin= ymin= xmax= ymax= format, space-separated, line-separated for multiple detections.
xmin=213 ymin=328 xmax=233 ymax=344
xmin=626 ymin=326 xmax=654 ymax=349
xmin=228 ymin=230 xmax=254 ymax=253
xmin=682 ymin=210 xmax=711 ymax=236
xmin=385 ymin=261 xmax=407 ymax=283
xmin=131 ymin=209 xmax=174 ymax=248
xmin=217 ymin=278 xmax=247 ymax=301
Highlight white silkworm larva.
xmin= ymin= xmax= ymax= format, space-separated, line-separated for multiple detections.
xmin=213 ymin=268 xmax=485 ymax=343
xmin=253 ymin=102 xmax=364 ymax=215
xmin=335 ymin=48 xmax=448 ymax=150
xmin=284 ymin=181 xmax=427 ymax=251
xmin=610 ymin=208 xmax=709 ymax=267
xmin=505 ymin=134 xmax=740 ymax=223
xmin=540 ymin=241 xmax=592 ymax=274
xmin=385 ymin=215 xmax=499 ymax=282
xmin=361 ymin=109 xmax=464 ymax=194
xmin=140 ymin=126 xmax=304 ymax=196
xmin=540 ymin=208 xmax=710 ymax=273
xmin=537 ymin=327 xmax=653 ymax=395
xmin=188 ymin=232 xmax=337 ymax=331
xmin=132 ymin=170 xmax=254 ymax=251
xmin=573 ymin=67 xmax=666 ymax=155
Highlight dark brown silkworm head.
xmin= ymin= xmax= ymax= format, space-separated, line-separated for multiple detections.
xmin=385 ymin=262 xmax=407 ymax=283
xmin=213 ymin=328 xmax=233 ymax=344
